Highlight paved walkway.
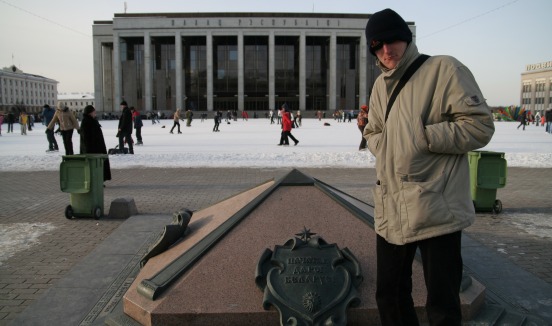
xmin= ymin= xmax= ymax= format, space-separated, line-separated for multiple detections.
xmin=1 ymin=167 xmax=551 ymax=325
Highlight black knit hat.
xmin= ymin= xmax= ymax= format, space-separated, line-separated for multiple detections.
xmin=365 ymin=8 xmax=412 ymax=56
xmin=120 ymin=100 xmax=128 ymax=106
xmin=84 ymin=105 xmax=95 ymax=115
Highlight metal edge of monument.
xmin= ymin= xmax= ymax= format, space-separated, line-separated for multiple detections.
xmin=255 ymin=228 xmax=363 ymax=326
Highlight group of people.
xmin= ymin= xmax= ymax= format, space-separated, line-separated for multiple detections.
xmin=0 ymin=111 xmax=37 ymax=136
xmin=170 ymin=108 xmax=194 ymax=133
xmin=517 ymin=108 xmax=552 ymax=132
xmin=37 ymin=100 xmax=147 ymax=183
xmin=333 ymin=109 xmax=354 ymax=123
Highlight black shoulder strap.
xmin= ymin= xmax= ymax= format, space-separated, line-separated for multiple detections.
xmin=384 ymin=54 xmax=430 ymax=123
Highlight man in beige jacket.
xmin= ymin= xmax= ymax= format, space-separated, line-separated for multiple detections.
xmin=364 ymin=8 xmax=495 ymax=326
xmin=47 ymin=104 xmax=79 ymax=155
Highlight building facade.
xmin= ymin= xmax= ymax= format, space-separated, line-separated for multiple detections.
xmin=57 ymin=92 xmax=95 ymax=112
xmin=520 ymin=60 xmax=552 ymax=114
xmin=93 ymin=12 xmax=416 ymax=114
xmin=0 ymin=65 xmax=58 ymax=113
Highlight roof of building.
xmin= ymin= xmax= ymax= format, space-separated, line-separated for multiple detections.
xmin=57 ymin=93 xmax=94 ymax=100
xmin=0 ymin=66 xmax=58 ymax=83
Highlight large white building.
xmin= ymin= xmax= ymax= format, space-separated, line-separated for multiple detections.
xmin=520 ymin=60 xmax=552 ymax=114
xmin=92 ymin=12 xmax=416 ymax=115
xmin=0 ymin=65 xmax=58 ymax=113
xmin=57 ymin=92 xmax=95 ymax=112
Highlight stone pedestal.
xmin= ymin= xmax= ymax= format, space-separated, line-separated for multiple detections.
xmin=120 ymin=170 xmax=485 ymax=325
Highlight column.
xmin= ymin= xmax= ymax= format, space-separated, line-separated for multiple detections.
xmin=144 ymin=32 xmax=152 ymax=111
xmin=238 ymin=31 xmax=244 ymax=111
xmin=299 ymin=32 xmax=306 ymax=111
xmin=329 ymin=32 xmax=337 ymax=112
xmin=92 ymin=38 xmax=103 ymax=112
xmin=113 ymin=32 xmax=121 ymax=111
xmin=101 ymin=44 xmax=113 ymax=113
xmin=269 ymin=31 xmax=275 ymax=110
xmin=206 ymin=31 xmax=213 ymax=111
xmin=175 ymin=31 xmax=183 ymax=110
xmin=359 ymin=33 xmax=368 ymax=106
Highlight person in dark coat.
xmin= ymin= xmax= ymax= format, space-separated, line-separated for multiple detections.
xmin=117 ymin=101 xmax=134 ymax=154
xmin=6 ymin=111 xmax=15 ymax=133
xmin=80 ymin=105 xmax=111 ymax=181
xmin=42 ymin=104 xmax=59 ymax=152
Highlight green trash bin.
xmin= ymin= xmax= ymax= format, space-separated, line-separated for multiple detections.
xmin=60 ymin=154 xmax=107 ymax=219
xmin=468 ymin=151 xmax=507 ymax=213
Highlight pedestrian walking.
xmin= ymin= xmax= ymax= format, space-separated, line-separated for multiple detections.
xmin=6 ymin=111 xmax=15 ymax=133
xmin=170 ymin=109 xmax=182 ymax=134
xmin=131 ymin=107 xmax=144 ymax=145
xmin=278 ymin=104 xmax=299 ymax=146
xmin=42 ymin=104 xmax=59 ymax=152
xmin=47 ymin=104 xmax=79 ymax=154
xmin=19 ymin=112 xmax=28 ymax=135
xmin=535 ymin=112 xmax=541 ymax=127
xmin=213 ymin=110 xmax=221 ymax=132
xmin=117 ymin=101 xmax=134 ymax=154
xmin=545 ymin=107 xmax=552 ymax=134
xmin=186 ymin=109 xmax=193 ymax=127
xmin=517 ymin=110 xmax=527 ymax=130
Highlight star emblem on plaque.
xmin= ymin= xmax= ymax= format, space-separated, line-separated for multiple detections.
xmin=255 ymin=228 xmax=363 ymax=326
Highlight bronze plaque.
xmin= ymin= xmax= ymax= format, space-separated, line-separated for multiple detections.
xmin=256 ymin=228 xmax=363 ymax=326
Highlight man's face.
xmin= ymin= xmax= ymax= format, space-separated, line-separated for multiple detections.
xmin=374 ymin=40 xmax=408 ymax=70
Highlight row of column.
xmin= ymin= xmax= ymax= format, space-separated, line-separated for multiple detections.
xmin=105 ymin=30 xmax=368 ymax=112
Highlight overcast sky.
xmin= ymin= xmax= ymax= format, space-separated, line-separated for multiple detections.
xmin=1 ymin=0 xmax=550 ymax=107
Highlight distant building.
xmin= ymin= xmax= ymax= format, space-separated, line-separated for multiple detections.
xmin=0 ymin=65 xmax=58 ymax=113
xmin=520 ymin=60 xmax=552 ymax=114
xmin=57 ymin=92 xmax=95 ymax=112
xmin=92 ymin=12 xmax=417 ymax=114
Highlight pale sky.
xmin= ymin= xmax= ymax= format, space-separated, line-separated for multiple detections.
xmin=1 ymin=0 xmax=550 ymax=107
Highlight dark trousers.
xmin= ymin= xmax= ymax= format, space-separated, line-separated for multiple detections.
xmin=279 ymin=131 xmax=298 ymax=145
xmin=171 ymin=121 xmax=180 ymax=133
xmin=213 ymin=121 xmax=219 ymax=131
xmin=376 ymin=231 xmax=463 ymax=326
xmin=135 ymin=127 xmax=142 ymax=142
xmin=8 ymin=123 xmax=13 ymax=133
xmin=61 ymin=129 xmax=74 ymax=155
xmin=279 ymin=131 xmax=289 ymax=145
xmin=118 ymin=132 xmax=134 ymax=154
xmin=517 ymin=121 xmax=526 ymax=130
xmin=286 ymin=131 xmax=298 ymax=144
xmin=358 ymin=125 xmax=367 ymax=150
xmin=46 ymin=129 xmax=59 ymax=150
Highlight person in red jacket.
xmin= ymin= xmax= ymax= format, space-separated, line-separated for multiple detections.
xmin=277 ymin=104 xmax=299 ymax=146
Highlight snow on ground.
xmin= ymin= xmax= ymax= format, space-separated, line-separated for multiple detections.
xmin=0 ymin=223 xmax=56 ymax=266
xmin=0 ymin=118 xmax=551 ymax=261
xmin=1 ymin=117 xmax=551 ymax=171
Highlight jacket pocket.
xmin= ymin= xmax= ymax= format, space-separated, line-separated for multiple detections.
xmin=400 ymin=172 xmax=452 ymax=232
xmin=371 ymin=183 xmax=387 ymax=233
